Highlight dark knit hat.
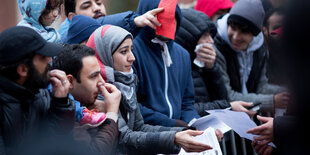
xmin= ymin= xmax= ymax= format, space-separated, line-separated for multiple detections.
xmin=228 ymin=0 xmax=265 ymax=36
xmin=65 ymin=15 xmax=101 ymax=44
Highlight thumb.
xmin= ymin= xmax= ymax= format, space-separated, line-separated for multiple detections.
xmin=257 ymin=115 xmax=270 ymax=123
xmin=186 ymin=130 xmax=204 ymax=136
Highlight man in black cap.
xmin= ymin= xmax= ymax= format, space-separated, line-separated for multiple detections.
xmin=0 ymin=26 xmax=75 ymax=154
xmin=214 ymin=0 xmax=289 ymax=115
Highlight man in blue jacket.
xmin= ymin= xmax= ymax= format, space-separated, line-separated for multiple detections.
xmin=133 ymin=0 xmax=200 ymax=127
xmin=60 ymin=0 xmax=163 ymax=42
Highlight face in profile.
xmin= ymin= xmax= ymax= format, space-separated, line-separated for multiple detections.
xmin=112 ymin=38 xmax=135 ymax=73
xmin=75 ymin=0 xmax=106 ymax=19
xmin=24 ymin=54 xmax=52 ymax=91
xmin=70 ymin=56 xmax=105 ymax=106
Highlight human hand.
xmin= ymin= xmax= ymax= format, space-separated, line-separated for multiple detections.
xmin=247 ymin=115 xmax=274 ymax=145
xmin=175 ymin=130 xmax=213 ymax=152
xmin=196 ymin=43 xmax=216 ymax=69
xmin=251 ymin=141 xmax=273 ymax=155
xmin=88 ymin=99 xmax=106 ymax=112
xmin=134 ymin=7 xmax=163 ymax=29
xmin=230 ymin=101 xmax=257 ymax=118
xmin=175 ymin=119 xmax=188 ymax=127
xmin=49 ymin=69 xmax=70 ymax=98
xmin=274 ymin=92 xmax=290 ymax=109
xmin=98 ymin=82 xmax=121 ymax=114
xmin=215 ymin=129 xmax=223 ymax=142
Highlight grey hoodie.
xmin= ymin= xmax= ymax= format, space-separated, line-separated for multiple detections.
xmin=215 ymin=14 xmax=286 ymax=112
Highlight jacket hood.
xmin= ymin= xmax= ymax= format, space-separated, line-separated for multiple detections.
xmin=18 ymin=0 xmax=47 ymax=26
xmin=175 ymin=9 xmax=216 ymax=61
xmin=65 ymin=15 xmax=101 ymax=44
xmin=217 ymin=14 xmax=264 ymax=54
xmin=136 ymin=0 xmax=182 ymax=40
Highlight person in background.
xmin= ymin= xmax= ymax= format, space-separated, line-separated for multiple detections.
xmin=247 ymin=1 xmax=310 ymax=154
xmin=133 ymin=0 xmax=200 ymax=127
xmin=17 ymin=0 xmax=62 ymax=42
xmin=87 ymin=24 xmax=223 ymax=154
xmin=195 ymin=0 xmax=234 ymax=21
xmin=0 ymin=26 xmax=75 ymax=154
xmin=175 ymin=9 xmax=256 ymax=117
xmin=52 ymin=44 xmax=122 ymax=154
xmin=60 ymin=0 xmax=164 ymax=41
xmin=214 ymin=0 xmax=289 ymax=114
xmin=263 ymin=8 xmax=285 ymax=85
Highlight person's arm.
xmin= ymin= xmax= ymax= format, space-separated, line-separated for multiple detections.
xmin=256 ymin=59 xmax=287 ymax=94
xmin=194 ymin=100 xmax=230 ymax=116
xmin=96 ymin=8 xmax=163 ymax=37
xmin=48 ymin=70 xmax=75 ymax=134
xmin=0 ymin=105 xmax=5 ymax=154
xmin=181 ymin=58 xmax=200 ymax=123
xmin=216 ymin=51 xmax=275 ymax=112
xmin=138 ymin=103 xmax=177 ymax=127
xmin=118 ymin=109 xmax=182 ymax=154
xmin=73 ymin=118 xmax=119 ymax=155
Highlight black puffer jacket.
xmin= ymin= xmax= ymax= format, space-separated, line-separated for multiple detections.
xmin=0 ymin=75 xmax=75 ymax=154
xmin=175 ymin=9 xmax=230 ymax=116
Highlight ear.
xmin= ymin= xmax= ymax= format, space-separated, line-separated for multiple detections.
xmin=16 ymin=64 xmax=29 ymax=85
xmin=262 ymin=26 xmax=268 ymax=37
xmin=67 ymin=74 xmax=75 ymax=89
xmin=68 ymin=12 xmax=76 ymax=21
xmin=16 ymin=64 xmax=28 ymax=78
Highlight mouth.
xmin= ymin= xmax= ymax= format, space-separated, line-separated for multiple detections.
xmin=93 ymin=13 xmax=105 ymax=19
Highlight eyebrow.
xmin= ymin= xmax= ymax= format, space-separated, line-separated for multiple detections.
xmin=80 ymin=1 xmax=91 ymax=7
xmin=89 ymin=70 xmax=101 ymax=78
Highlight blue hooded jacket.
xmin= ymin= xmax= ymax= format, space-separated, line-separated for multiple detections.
xmin=133 ymin=0 xmax=200 ymax=127
xmin=17 ymin=0 xmax=61 ymax=42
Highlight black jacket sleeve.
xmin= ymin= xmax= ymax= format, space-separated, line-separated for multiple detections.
xmin=200 ymin=63 xmax=228 ymax=101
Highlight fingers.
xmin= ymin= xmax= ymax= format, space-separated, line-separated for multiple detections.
xmin=256 ymin=115 xmax=271 ymax=123
xmin=186 ymin=130 xmax=204 ymax=136
xmin=247 ymin=125 xmax=265 ymax=135
xmin=49 ymin=69 xmax=68 ymax=86
xmin=215 ymin=129 xmax=223 ymax=142
xmin=149 ymin=7 xmax=164 ymax=15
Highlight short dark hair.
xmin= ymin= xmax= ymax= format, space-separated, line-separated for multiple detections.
xmin=65 ymin=0 xmax=76 ymax=17
xmin=52 ymin=44 xmax=95 ymax=83
xmin=228 ymin=19 xmax=252 ymax=34
xmin=39 ymin=0 xmax=64 ymax=25
xmin=0 ymin=53 xmax=34 ymax=81
xmin=263 ymin=7 xmax=285 ymax=28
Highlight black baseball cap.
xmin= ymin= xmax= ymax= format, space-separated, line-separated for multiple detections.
xmin=0 ymin=26 xmax=62 ymax=64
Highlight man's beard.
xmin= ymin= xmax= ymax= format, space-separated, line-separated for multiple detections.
xmin=24 ymin=63 xmax=51 ymax=92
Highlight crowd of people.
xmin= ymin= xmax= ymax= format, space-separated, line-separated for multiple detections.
xmin=0 ymin=0 xmax=308 ymax=154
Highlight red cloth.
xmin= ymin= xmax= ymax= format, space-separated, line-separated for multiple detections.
xmin=195 ymin=0 xmax=234 ymax=19
xmin=156 ymin=0 xmax=178 ymax=40
xmin=270 ymin=27 xmax=283 ymax=36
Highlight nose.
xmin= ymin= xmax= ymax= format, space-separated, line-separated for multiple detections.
xmin=98 ymin=73 xmax=105 ymax=84
xmin=92 ymin=2 xmax=101 ymax=12
xmin=128 ymin=51 xmax=135 ymax=62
